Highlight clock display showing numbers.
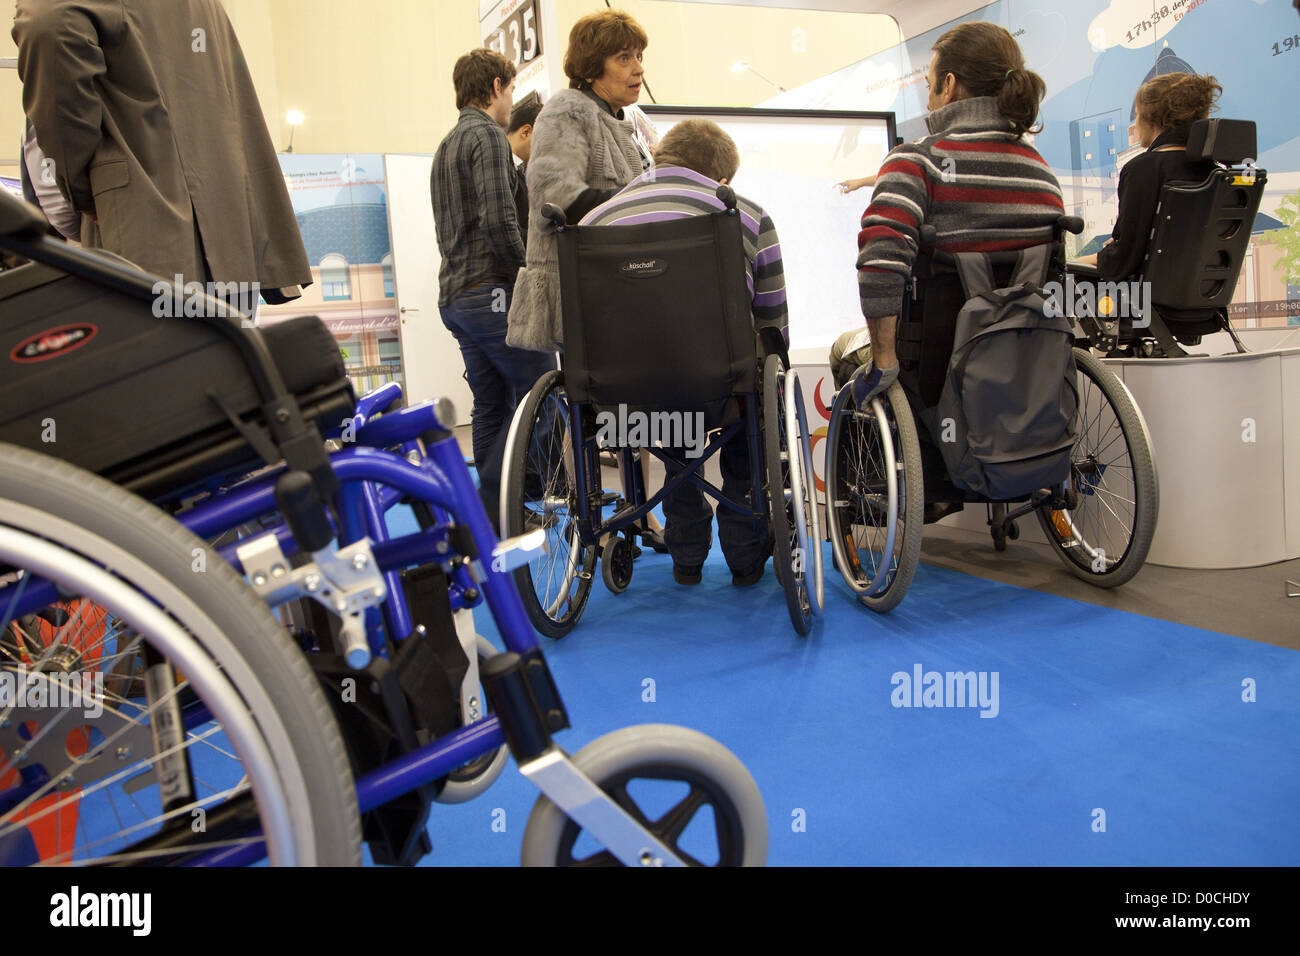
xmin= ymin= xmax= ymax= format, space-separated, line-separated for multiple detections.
xmin=484 ymin=0 xmax=542 ymax=69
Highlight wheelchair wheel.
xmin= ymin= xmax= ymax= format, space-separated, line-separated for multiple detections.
xmin=436 ymin=634 xmax=510 ymax=804
xmin=519 ymin=724 xmax=768 ymax=866
xmin=0 ymin=444 xmax=360 ymax=865
xmin=785 ymin=370 xmax=825 ymax=618
xmin=502 ymin=370 xmax=598 ymax=639
xmin=823 ymin=380 xmax=924 ymax=613
xmin=601 ymin=534 xmax=635 ymax=594
xmin=1036 ymin=348 xmax=1158 ymax=587
xmin=762 ymin=355 xmax=815 ymax=635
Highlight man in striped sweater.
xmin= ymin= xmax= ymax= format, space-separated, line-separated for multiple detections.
xmin=581 ymin=119 xmax=788 ymax=587
xmin=845 ymin=22 xmax=1064 ymax=406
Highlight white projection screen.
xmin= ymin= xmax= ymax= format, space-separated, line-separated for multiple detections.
xmin=641 ymin=106 xmax=896 ymax=354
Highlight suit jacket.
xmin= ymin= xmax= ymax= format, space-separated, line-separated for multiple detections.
xmin=514 ymin=161 xmax=530 ymax=246
xmin=13 ymin=0 xmax=310 ymax=291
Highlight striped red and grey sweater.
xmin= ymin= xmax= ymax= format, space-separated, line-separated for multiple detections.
xmin=857 ymin=96 xmax=1064 ymax=320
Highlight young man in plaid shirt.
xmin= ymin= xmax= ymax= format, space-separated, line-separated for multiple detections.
xmin=432 ymin=50 xmax=554 ymax=528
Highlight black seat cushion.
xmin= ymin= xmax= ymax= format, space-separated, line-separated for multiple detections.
xmin=0 ymin=261 xmax=354 ymax=500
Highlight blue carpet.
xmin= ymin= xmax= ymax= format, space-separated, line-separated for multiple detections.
xmin=385 ymin=507 xmax=1300 ymax=867
xmin=47 ymin=488 xmax=1294 ymax=866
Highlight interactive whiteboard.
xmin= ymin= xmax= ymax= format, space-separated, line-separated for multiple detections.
xmin=641 ymin=106 xmax=896 ymax=353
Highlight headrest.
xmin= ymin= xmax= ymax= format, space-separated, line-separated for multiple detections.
xmin=1186 ymin=119 xmax=1257 ymax=165
xmin=0 ymin=191 xmax=49 ymax=241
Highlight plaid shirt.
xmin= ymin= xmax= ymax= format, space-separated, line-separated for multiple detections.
xmin=431 ymin=107 xmax=526 ymax=306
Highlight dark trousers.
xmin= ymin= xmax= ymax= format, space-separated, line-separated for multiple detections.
xmin=661 ymin=425 xmax=768 ymax=572
xmin=440 ymin=283 xmax=554 ymax=529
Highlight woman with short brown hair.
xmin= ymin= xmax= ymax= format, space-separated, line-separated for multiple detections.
xmin=507 ymin=9 xmax=650 ymax=353
xmin=563 ymin=9 xmax=648 ymax=93
xmin=506 ymin=9 xmax=667 ymax=546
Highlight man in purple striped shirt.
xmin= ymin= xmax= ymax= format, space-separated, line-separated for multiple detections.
xmin=581 ymin=119 xmax=788 ymax=587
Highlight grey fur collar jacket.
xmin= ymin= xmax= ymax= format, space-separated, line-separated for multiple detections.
xmin=506 ymin=89 xmax=643 ymax=351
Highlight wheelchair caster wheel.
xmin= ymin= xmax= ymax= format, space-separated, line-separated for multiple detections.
xmin=435 ymin=636 xmax=509 ymax=804
xmin=520 ymin=724 xmax=768 ymax=866
xmin=601 ymin=535 xmax=635 ymax=594
xmin=989 ymin=504 xmax=1008 ymax=551
xmin=1006 ymin=520 xmax=1019 ymax=541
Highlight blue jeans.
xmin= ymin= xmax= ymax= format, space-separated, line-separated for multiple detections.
xmin=440 ymin=284 xmax=554 ymax=529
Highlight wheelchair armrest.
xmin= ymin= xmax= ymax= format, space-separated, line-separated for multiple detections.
xmin=1058 ymin=215 xmax=1085 ymax=236
xmin=1065 ymin=261 xmax=1101 ymax=281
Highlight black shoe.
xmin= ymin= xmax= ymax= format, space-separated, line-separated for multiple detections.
xmin=638 ymin=526 xmax=670 ymax=554
xmin=923 ymin=501 xmax=964 ymax=524
xmin=732 ymin=535 xmax=775 ymax=587
xmin=673 ymin=564 xmax=702 ymax=586
xmin=731 ymin=559 xmax=768 ymax=588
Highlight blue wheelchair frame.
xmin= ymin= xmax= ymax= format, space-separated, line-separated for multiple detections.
xmin=2 ymin=382 xmax=557 ymax=865
xmin=560 ymin=398 xmax=767 ymax=552
xmin=0 ymin=188 xmax=770 ymax=867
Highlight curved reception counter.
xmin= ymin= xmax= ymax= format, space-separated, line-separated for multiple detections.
xmin=793 ymin=337 xmax=1300 ymax=571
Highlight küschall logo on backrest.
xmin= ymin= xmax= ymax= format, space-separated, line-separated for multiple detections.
xmin=619 ymin=258 xmax=669 ymax=278
xmin=9 ymin=324 xmax=99 ymax=363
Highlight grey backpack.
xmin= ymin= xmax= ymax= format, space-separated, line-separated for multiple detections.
xmin=933 ymin=244 xmax=1079 ymax=500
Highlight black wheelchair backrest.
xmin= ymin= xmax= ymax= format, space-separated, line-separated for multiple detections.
xmin=1186 ymin=118 xmax=1257 ymax=165
xmin=556 ymin=206 xmax=758 ymax=417
xmin=1143 ymin=120 xmax=1265 ymax=313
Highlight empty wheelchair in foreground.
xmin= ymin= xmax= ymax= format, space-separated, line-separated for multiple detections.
xmin=825 ymin=216 xmax=1159 ymax=613
xmin=0 ymin=190 xmax=768 ymax=866
xmin=501 ymin=188 xmax=823 ymax=636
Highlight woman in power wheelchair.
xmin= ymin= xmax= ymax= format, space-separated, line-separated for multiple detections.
xmin=0 ymin=190 xmax=768 ymax=866
xmin=499 ymin=189 xmax=824 ymax=638
xmin=821 ymin=20 xmax=1159 ymax=611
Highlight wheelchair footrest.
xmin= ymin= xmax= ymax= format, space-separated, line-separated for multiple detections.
xmin=480 ymin=649 xmax=570 ymax=763
xmin=307 ymin=565 xmax=473 ymax=866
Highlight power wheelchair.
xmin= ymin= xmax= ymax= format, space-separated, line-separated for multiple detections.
xmin=500 ymin=188 xmax=824 ymax=637
xmin=0 ymin=190 xmax=768 ymax=866
xmin=1066 ymin=118 xmax=1265 ymax=358
xmin=824 ymin=214 xmax=1161 ymax=613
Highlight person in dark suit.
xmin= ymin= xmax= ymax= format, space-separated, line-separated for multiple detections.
xmin=506 ymin=92 xmax=543 ymax=244
xmin=12 ymin=0 xmax=309 ymax=303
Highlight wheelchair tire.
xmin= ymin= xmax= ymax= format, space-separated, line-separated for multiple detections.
xmin=519 ymin=724 xmax=768 ymax=866
xmin=502 ymin=370 xmax=597 ymax=639
xmin=823 ymin=379 xmax=924 ymax=614
xmin=785 ymin=370 xmax=825 ymax=618
xmin=435 ymin=635 xmax=510 ymax=804
xmin=0 ymin=443 xmax=361 ymax=866
xmin=600 ymin=534 xmax=634 ymax=594
xmin=762 ymin=355 xmax=814 ymax=635
xmin=990 ymin=504 xmax=1009 ymax=552
xmin=1036 ymin=348 xmax=1158 ymax=588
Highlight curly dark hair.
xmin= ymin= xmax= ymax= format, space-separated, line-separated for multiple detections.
xmin=931 ymin=21 xmax=1046 ymax=136
xmin=563 ymin=9 xmax=648 ymax=89
xmin=1136 ymin=73 xmax=1222 ymax=133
